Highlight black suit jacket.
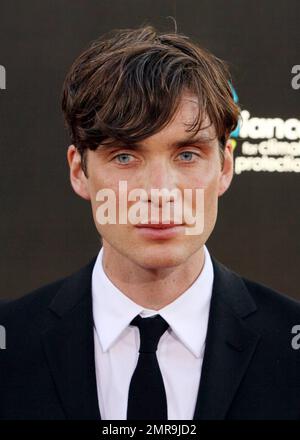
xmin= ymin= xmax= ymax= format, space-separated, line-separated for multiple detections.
xmin=0 ymin=254 xmax=300 ymax=420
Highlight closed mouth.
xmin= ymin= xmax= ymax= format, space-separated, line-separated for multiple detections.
xmin=135 ymin=223 xmax=184 ymax=229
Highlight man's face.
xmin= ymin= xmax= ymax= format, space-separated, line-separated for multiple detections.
xmin=68 ymin=92 xmax=234 ymax=270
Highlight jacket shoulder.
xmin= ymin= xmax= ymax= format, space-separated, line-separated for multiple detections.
xmin=212 ymin=256 xmax=300 ymax=323
xmin=242 ymin=275 xmax=300 ymax=318
xmin=0 ymin=256 xmax=96 ymax=325
xmin=0 ymin=276 xmax=66 ymax=324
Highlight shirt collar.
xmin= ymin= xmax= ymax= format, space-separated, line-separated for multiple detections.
xmin=92 ymin=245 xmax=214 ymax=358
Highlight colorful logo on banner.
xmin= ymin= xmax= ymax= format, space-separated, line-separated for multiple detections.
xmin=229 ymin=84 xmax=300 ymax=174
xmin=228 ymin=82 xmax=240 ymax=152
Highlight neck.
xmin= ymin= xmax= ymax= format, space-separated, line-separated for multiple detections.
xmin=101 ymin=242 xmax=205 ymax=310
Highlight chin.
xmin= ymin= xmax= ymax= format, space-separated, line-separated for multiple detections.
xmin=133 ymin=246 xmax=190 ymax=270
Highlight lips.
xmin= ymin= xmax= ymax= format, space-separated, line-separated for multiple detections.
xmin=135 ymin=223 xmax=183 ymax=229
xmin=134 ymin=223 xmax=184 ymax=240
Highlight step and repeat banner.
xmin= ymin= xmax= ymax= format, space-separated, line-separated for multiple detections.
xmin=0 ymin=0 xmax=299 ymax=300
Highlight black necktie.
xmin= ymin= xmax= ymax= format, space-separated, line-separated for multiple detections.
xmin=127 ymin=314 xmax=169 ymax=420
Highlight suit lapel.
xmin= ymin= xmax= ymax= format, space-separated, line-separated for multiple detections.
xmin=41 ymin=257 xmax=101 ymax=420
xmin=193 ymin=257 xmax=261 ymax=420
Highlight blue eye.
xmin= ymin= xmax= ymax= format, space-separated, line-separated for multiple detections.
xmin=178 ymin=151 xmax=198 ymax=161
xmin=114 ymin=153 xmax=133 ymax=164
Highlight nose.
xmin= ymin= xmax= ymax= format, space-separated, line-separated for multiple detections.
xmin=142 ymin=158 xmax=179 ymax=203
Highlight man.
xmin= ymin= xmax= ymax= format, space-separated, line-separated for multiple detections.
xmin=0 ymin=25 xmax=300 ymax=420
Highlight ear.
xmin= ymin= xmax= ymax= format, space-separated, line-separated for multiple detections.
xmin=67 ymin=145 xmax=91 ymax=201
xmin=218 ymin=141 xmax=234 ymax=197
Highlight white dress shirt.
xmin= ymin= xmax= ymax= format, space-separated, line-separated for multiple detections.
xmin=92 ymin=245 xmax=214 ymax=420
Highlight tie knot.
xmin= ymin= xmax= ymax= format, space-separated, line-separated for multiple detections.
xmin=130 ymin=314 xmax=169 ymax=353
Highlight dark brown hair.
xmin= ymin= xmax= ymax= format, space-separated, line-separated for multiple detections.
xmin=61 ymin=25 xmax=240 ymax=176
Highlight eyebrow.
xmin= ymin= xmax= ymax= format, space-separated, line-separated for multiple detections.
xmin=174 ymin=134 xmax=213 ymax=148
xmin=97 ymin=134 xmax=214 ymax=151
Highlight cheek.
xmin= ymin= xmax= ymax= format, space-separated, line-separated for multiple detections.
xmin=186 ymin=164 xmax=221 ymax=196
xmin=87 ymin=175 xmax=120 ymax=232
xmin=88 ymin=173 xmax=120 ymax=205
xmin=188 ymin=167 xmax=220 ymax=219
